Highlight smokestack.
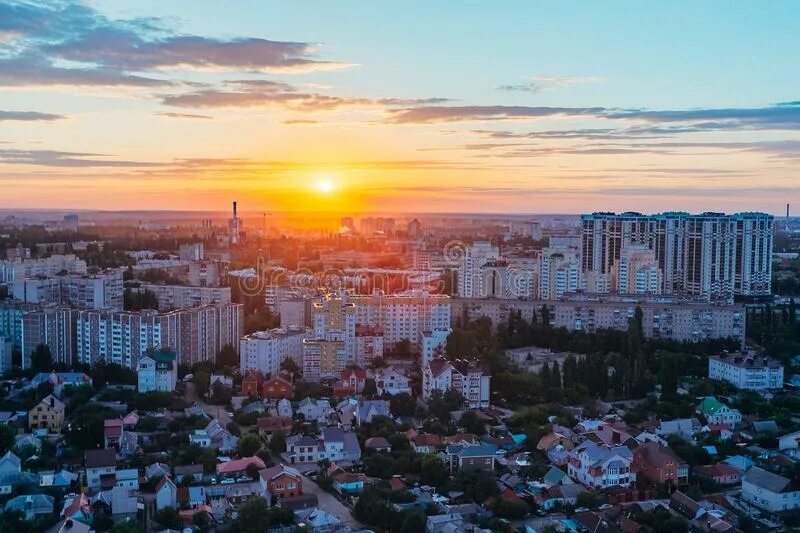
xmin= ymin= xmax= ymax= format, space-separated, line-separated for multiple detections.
xmin=233 ymin=201 xmax=238 ymax=218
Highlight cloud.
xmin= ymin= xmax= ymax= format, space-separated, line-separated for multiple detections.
xmin=386 ymin=105 xmax=608 ymax=124
xmin=0 ymin=149 xmax=162 ymax=168
xmin=0 ymin=1 xmax=350 ymax=88
xmin=156 ymin=112 xmax=212 ymax=119
xmin=0 ymin=110 xmax=64 ymax=121
xmin=607 ymin=106 xmax=800 ymax=129
xmin=496 ymin=76 xmax=604 ymax=92
xmin=162 ymin=80 xmax=449 ymax=111
xmin=282 ymin=119 xmax=320 ymax=125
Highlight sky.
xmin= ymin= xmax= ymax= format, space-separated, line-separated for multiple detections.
xmin=0 ymin=0 xmax=799 ymax=215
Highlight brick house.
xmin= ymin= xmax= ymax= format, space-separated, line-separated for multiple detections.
xmin=259 ymin=464 xmax=303 ymax=499
xmin=631 ymin=442 xmax=688 ymax=487
xmin=262 ymin=377 xmax=293 ymax=399
xmin=445 ymin=443 xmax=498 ymax=474
xmin=693 ymin=463 xmax=743 ymax=485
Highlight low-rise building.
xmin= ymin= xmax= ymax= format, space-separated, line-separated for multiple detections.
xmin=259 ymin=464 xmax=303 ymax=499
xmin=693 ymin=463 xmax=742 ymax=485
xmin=422 ymin=358 xmax=491 ymax=409
xmin=374 ymin=366 xmax=412 ymax=396
xmin=85 ymin=449 xmax=117 ymax=491
xmin=567 ymin=441 xmax=635 ymax=489
xmin=445 ymin=443 xmax=498 ymax=474
xmin=262 ymin=377 xmax=293 ymax=399
xmin=631 ymin=442 xmax=688 ymax=487
xmin=155 ymin=476 xmax=177 ymax=510
xmin=137 ymin=350 xmax=177 ymax=393
xmin=709 ymin=353 xmax=784 ymax=390
xmin=742 ymin=466 xmax=800 ymax=512
xmin=28 ymin=394 xmax=65 ymax=433
xmin=696 ymin=397 xmax=742 ymax=426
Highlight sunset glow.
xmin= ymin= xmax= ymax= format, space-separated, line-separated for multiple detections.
xmin=0 ymin=1 xmax=797 ymax=215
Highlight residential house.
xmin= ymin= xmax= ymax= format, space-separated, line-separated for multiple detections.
xmin=28 ymin=395 xmax=65 ymax=432
xmin=174 ymin=464 xmax=204 ymax=484
xmin=189 ymin=430 xmax=212 ymax=447
xmin=422 ymin=358 xmax=491 ymax=409
xmin=334 ymin=368 xmax=367 ymax=396
xmin=241 ymin=374 xmax=261 ymax=396
xmin=5 ymin=494 xmax=54 ymax=520
xmin=259 ymin=464 xmax=303 ymax=499
xmin=0 ymin=451 xmax=36 ymax=495
xmin=331 ymin=470 xmax=366 ymax=494
xmin=631 ymin=442 xmax=688 ymax=487
xmin=262 ymin=377 xmax=293 ymax=399
xmin=216 ymin=456 xmax=266 ymax=479
xmin=696 ymin=397 xmax=742 ymax=426
xmin=581 ymin=425 xmax=638 ymax=448
xmin=655 ymin=418 xmax=701 ymax=442
xmin=693 ymin=464 xmax=742 ymax=485
xmin=320 ymin=427 xmax=361 ymax=462
xmin=137 ymin=350 xmax=177 ymax=393
xmin=426 ymin=513 xmax=465 ymax=533
xmin=294 ymin=507 xmax=343 ymax=533
xmin=210 ymin=374 xmax=233 ymax=388
xmin=374 ymin=366 xmax=412 ymax=396
xmin=535 ymin=483 xmax=586 ymax=511
xmin=287 ymin=435 xmax=321 ymax=464
xmin=31 ymin=371 xmax=92 ymax=398
xmin=155 ymin=476 xmax=177 ymax=511
xmin=85 ymin=449 xmax=117 ymax=491
xmin=203 ymin=418 xmax=239 ymax=453
xmin=115 ymin=469 xmax=139 ymax=491
xmin=411 ymin=433 xmax=441 ymax=454
xmin=103 ymin=418 xmax=124 ymax=449
xmin=742 ymin=466 xmax=800 ymax=512
xmin=256 ymin=416 xmax=292 ymax=441
xmin=356 ymin=399 xmax=390 ymax=425
xmin=276 ymin=398 xmax=293 ymax=418
xmin=537 ymin=432 xmax=574 ymax=453
xmin=779 ymin=430 xmax=800 ymax=457
xmin=297 ymin=398 xmax=333 ymax=424
xmin=567 ymin=441 xmax=636 ymax=489
xmin=365 ymin=437 xmax=392 ymax=453
xmin=145 ymin=462 xmax=171 ymax=481
xmin=335 ymin=399 xmax=357 ymax=429
xmin=61 ymin=493 xmax=93 ymax=524
xmin=445 ymin=443 xmax=497 ymax=474
xmin=542 ymin=466 xmax=573 ymax=487
xmin=38 ymin=469 xmax=78 ymax=489
xmin=443 ymin=433 xmax=479 ymax=446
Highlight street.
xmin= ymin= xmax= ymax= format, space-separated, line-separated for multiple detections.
xmin=184 ymin=381 xmax=234 ymax=427
xmin=301 ymin=475 xmax=364 ymax=530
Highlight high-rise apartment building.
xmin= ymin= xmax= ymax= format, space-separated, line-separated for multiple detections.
xmin=458 ymin=242 xmax=499 ymax=298
xmin=581 ymin=212 xmax=773 ymax=302
xmin=351 ymin=291 xmax=451 ymax=348
xmin=135 ymin=283 xmax=231 ymax=311
xmin=539 ymin=245 xmax=581 ymax=300
xmin=21 ymin=306 xmax=76 ymax=368
xmin=240 ymin=327 xmax=308 ymax=376
xmin=13 ymin=271 xmax=123 ymax=311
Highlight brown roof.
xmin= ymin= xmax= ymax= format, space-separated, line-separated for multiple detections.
xmin=634 ymin=441 xmax=685 ymax=469
xmin=257 ymin=416 xmax=292 ymax=431
xmin=412 ymin=434 xmax=441 ymax=447
xmin=85 ymin=449 xmax=116 ymax=469
xmin=694 ymin=463 xmax=741 ymax=478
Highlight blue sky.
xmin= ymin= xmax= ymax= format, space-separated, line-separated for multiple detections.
xmin=1 ymin=1 xmax=798 ymax=213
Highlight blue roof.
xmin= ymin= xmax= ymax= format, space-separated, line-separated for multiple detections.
xmin=455 ymin=444 xmax=498 ymax=457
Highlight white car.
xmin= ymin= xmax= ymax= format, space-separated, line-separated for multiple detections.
xmin=221 ymin=478 xmax=235 ymax=485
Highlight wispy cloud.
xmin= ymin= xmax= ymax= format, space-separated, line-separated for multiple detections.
xmin=496 ymin=76 xmax=604 ymax=93
xmin=386 ymin=105 xmax=608 ymax=124
xmin=0 ymin=110 xmax=64 ymax=121
xmin=156 ymin=112 xmax=212 ymax=119
xmin=0 ymin=1 xmax=351 ymax=89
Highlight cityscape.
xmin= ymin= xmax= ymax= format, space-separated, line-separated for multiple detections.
xmin=1 ymin=2 xmax=800 ymax=533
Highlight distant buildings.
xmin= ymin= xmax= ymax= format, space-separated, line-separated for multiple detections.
xmin=458 ymin=242 xmax=499 ymax=298
xmin=708 ymin=353 xmax=784 ymax=390
xmin=133 ymin=283 xmax=230 ymax=311
xmin=580 ymin=211 xmax=773 ymax=302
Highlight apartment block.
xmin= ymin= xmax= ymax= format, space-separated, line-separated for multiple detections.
xmin=708 ymin=353 xmax=784 ymax=390
xmin=240 ymin=327 xmax=308 ymax=376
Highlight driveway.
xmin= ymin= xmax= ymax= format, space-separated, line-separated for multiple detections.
xmin=185 ymin=381 xmax=234 ymax=427
xmin=301 ymin=475 xmax=363 ymax=530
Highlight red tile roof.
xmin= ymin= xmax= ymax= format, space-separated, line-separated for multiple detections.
xmin=216 ymin=456 xmax=266 ymax=474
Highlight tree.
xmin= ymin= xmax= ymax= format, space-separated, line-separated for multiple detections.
xmin=110 ymin=519 xmax=140 ymax=533
xmin=451 ymin=467 xmax=499 ymax=503
xmin=91 ymin=513 xmax=114 ymax=532
xmin=238 ymin=433 xmax=263 ymax=457
xmin=216 ymin=344 xmax=238 ymax=368
xmin=269 ymin=430 xmax=287 ymax=455
xmin=280 ymin=358 xmax=300 ymax=376
xmin=0 ymin=424 xmax=15 ymax=455
xmin=390 ymin=392 xmax=416 ymax=418
xmin=193 ymin=510 xmax=211 ymax=529
xmin=235 ymin=497 xmax=294 ymax=533
xmin=194 ymin=369 xmax=211 ymax=398
xmin=419 ymin=454 xmax=449 ymax=487
xmin=30 ymin=344 xmax=52 ymax=372
xmin=399 ymin=511 xmax=426 ymax=533
xmin=154 ymin=507 xmax=182 ymax=530
xmin=458 ymin=410 xmax=486 ymax=435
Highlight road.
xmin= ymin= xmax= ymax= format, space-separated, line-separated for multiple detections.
xmin=184 ymin=381 xmax=234 ymax=427
xmin=301 ymin=475 xmax=363 ymax=530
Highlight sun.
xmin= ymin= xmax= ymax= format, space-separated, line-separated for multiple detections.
xmin=315 ymin=179 xmax=336 ymax=194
